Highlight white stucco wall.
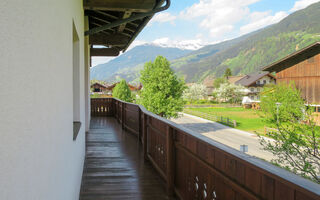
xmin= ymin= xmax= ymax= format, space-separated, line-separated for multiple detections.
xmin=256 ymin=75 xmax=275 ymax=85
xmin=0 ymin=0 xmax=87 ymax=199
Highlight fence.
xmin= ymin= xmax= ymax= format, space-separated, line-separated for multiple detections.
xmin=184 ymin=109 xmax=237 ymax=127
xmin=185 ymin=104 xmax=241 ymax=108
xmin=90 ymin=98 xmax=320 ymax=200
xmin=264 ymin=126 xmax=279 ymax=136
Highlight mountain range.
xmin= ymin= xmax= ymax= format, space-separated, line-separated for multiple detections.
xmin=91 ymin=2 xmax=320 ymax=83
xmin=90 ymin=44 xmax=192 ymax=81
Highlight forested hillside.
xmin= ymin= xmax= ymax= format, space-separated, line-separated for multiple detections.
xmin=172 ymin=2 xmax=320 ymax=82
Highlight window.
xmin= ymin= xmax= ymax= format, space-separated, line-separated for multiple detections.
xmin=257 ymin=80 xmax=260 ymax=84
xmin=250 ymin=88 xmax=254 ymax=92
xmin=263 ymin=80 xmax=266 ymax=84
xmin=73 ymin=22 xmax=81 ymax=140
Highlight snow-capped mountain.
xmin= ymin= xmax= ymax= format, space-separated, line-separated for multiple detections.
xmin=149 ymin=38 xmax=205 ymax=50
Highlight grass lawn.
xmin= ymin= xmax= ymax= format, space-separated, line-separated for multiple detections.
xmin=184 ymin=107 xmax=270 ymax=134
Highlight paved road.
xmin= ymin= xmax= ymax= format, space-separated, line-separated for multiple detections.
xmin=171 ymin=113 xmax=274 ymax=161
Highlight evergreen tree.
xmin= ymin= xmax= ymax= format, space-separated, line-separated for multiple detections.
xmin=112 ymin=79 xmax=132 ymax=102
xmin=139 ymin=56 xmax=185 ymax=118
xmin=224 ymin=68 xmax=232 ymax=78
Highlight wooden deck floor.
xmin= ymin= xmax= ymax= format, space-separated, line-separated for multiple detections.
xmin=80 ymin=117 xmax=171 ymax=200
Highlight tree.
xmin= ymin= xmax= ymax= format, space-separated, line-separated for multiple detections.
xmin=224 ymin=68 xmax=232 ymax=78
xmin=259 ymin=83 xmax=320 ymax=183
xmin=213 ymin=77 xmax=227 ymax=89
xmin=183 ymin=83 xmax=208 ymax=103
xmin=112 ymin=79 xmax=133 ymax=102
xmin=139 ymin=56 xmax=185 ymax=118
xmin=213 ymin=83 xmax=246 ymax=103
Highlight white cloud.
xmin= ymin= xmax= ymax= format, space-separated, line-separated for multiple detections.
xmin=180 ymin=0 xmax=261 ymax=38
xmin=126 ymin=40 xmax=147 ymax=50
xmin=149 ymin=12 xmax=177 ymax=25
xmin=290 ymin=0 xmax=320 ymax=12
xmin=91 ymin=57 xmax=115 ymax=67
xmin=153 ymin=12 xmax=177 ymax=23
xmin=240 ymin=11 xmax=288 ymax=34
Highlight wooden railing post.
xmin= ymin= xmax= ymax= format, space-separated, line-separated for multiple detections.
xmin=121 ymin=102 xmax=125 ymax=129
xmin=143 ymin=114 xmax=148 ymax=160
xmin=166 ymin=126 xmax=175 ymax=196
xmin=112 ymin=98 xmax=116 ymax=117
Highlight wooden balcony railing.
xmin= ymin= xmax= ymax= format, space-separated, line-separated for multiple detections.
xmin=91 ymin=98 xmax=320 ymax=200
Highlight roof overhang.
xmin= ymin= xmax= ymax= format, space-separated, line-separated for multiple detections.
xmin=263 ymin=42 xmax=320 ymax=73
xmin=84 ymin=0 xmax=167 ymax=59
xmin=91 ymin=82 xmax=107 ymax=88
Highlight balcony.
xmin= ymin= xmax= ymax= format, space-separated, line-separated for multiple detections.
xmin=80 ymin=98 xmax=320 ymax=200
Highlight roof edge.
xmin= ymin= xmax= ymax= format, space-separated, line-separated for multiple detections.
xmin=262 ymin=42 xmax=320 ymax=72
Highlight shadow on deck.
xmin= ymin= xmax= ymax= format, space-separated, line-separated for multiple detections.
xmin=80 ymin=117 xmax=171 ymax=200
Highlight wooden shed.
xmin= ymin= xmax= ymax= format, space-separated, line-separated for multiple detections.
xmin=263 ymin=42 xmax=320 ymax=104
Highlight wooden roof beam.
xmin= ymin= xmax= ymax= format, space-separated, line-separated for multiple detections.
xmin=90 ymin=22 xmax=114 ymax=34
xmin=118 ymin=11 xmax=132 ymax=33
xmin=84 ymin=0 xmax=156 ymax=12
xmin=92 ymin=10 xmax=139 ymax=27
xmin=90 ymin=16 xmax=111 ymax=25
xmin=90 ymin=47 xmax=120 ymax=56
xmin=89 ymin=34 xmax=129 ymax=46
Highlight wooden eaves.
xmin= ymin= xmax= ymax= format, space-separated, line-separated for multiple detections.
xmin=84 ymin=0 xmax=166 ymax=58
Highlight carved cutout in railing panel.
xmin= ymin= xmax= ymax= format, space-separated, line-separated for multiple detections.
xmin=147 ymin=118 xmax=167 ymax=174
xmin=91 ymin=98 xmax=113 ymax=116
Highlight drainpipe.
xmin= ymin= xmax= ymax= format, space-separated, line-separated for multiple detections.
xmin=85 ymin=0 xmax=171 ymax=36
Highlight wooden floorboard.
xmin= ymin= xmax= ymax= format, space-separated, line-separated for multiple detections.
xmin=80 ymin=117 xmax=172 ymax=200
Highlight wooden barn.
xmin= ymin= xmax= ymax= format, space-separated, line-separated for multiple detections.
xmin=263 ymin=42 xmax=320 ymax=124
xmin=263 ymin=42 xmax=320 ymax=104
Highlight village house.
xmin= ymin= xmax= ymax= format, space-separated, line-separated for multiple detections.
xmin=227 ymin=75 xmax=246 ymax=84
xmin=1 ymin=1 xmax=319 ymax=200
xmin=105 ymin=82 xmax=142 ymax=94
xmin=263 ymin=42 xmax=320 ymax=123
xmin=235 ymin=71 xmax=276 ymax=101
xmin=90 ymin=82 xmax=142 ymax=94
xmin=91 ymin=82 xmax=108 ymax=92
xmin=202 ymin=75 xmax=245 ymax=99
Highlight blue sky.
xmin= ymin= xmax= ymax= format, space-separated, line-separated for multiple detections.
xmin=92 ymin=0 xmax=320 ymax=66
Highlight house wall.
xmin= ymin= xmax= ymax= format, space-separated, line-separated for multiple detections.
xmin=248 ymin=75 xmax=276 ymax=101
xmin=0 ymin=0 xmax=88 ymax=199
xmin=256 ymin=76 xmax=276 ymax=85
xmin=276 ymin=53 xmax=320 ymax=103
